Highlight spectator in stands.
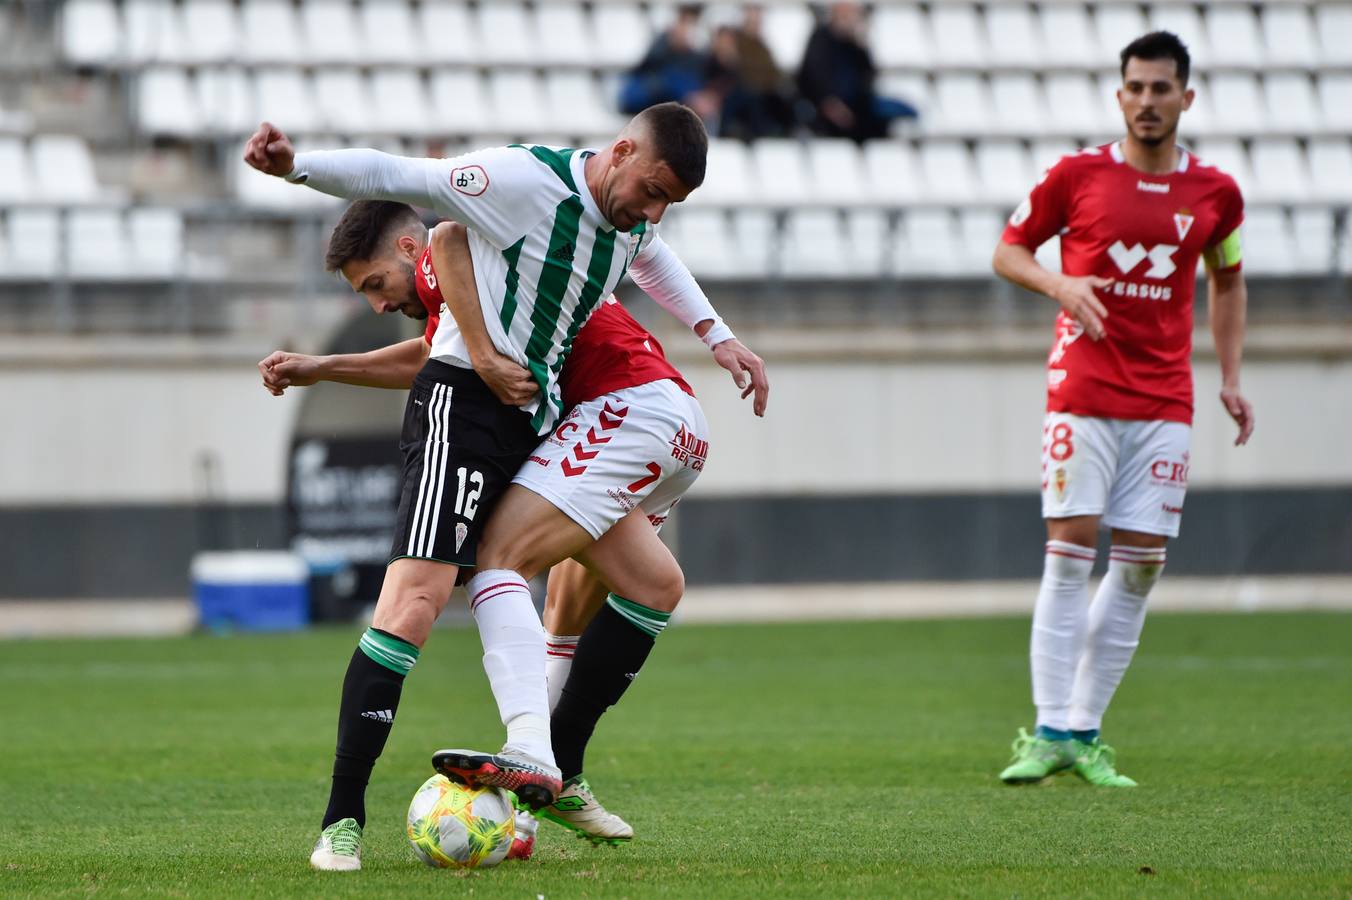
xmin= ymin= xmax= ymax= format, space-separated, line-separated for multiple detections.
xmin=797 ymin=2 xmax=916 ymax=142
xmin=619 ymin=4 xmax=724 ymax=123
xmin=713 ymin=6 xmax=796 ymax=140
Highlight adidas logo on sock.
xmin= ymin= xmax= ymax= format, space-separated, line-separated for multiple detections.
xmin=361 ymin=709 xmax=394 ymax=724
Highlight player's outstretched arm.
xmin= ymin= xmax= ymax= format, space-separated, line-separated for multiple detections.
xmin=992 ymin=240 xmax=1112 ymax=341
xmin=629 ymin=234 xmax=769 ymax=415
xmin=1206 ymin=265 xmax=1254 ymax=446
xmin=257 ymin=338 xmax=429 ymax=395
xmin=428 ymin=222 xmax=537 ymax=407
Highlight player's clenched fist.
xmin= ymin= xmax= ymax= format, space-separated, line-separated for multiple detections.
xmin=243 ymin=122 xmax=296 ymax=177
xmin=258 ymin=350 xmax=322 ymax=396
xmin=1051 ymin=274 xmax=1113 ymax=341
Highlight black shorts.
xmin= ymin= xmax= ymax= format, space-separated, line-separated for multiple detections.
xmin=389 ymin=360 xmax=539 ymax=568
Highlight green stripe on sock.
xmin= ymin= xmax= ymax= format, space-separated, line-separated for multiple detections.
xmin=606 ymin=594 xmax=670 ymax=638
xmin=358 ymin=628 xmax=420 ymax=676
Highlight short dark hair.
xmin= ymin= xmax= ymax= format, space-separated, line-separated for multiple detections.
xmin=324 ymin=200 xmax=423 ymax=272
xmin=634 ymin=102 xmax=708 ymax=190
xmin=1120 ymin=31 xmax=1191 ymax=86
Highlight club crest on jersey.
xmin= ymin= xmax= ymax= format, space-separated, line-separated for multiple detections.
xmin=1174 ymin=210 xmax=1195 ymax=242
xmin=1054 ymin=467 xmax=1068 ymax=499
xmin=451 ymin=165 xmax=489 ymax=197
xmin=455 ymin=522 xmax=469 ymax=552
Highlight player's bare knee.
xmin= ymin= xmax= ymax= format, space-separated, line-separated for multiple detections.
xmin=636 ymin=564 xmax=683 ymax=614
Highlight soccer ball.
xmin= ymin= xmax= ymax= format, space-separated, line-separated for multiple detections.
xmin=407 ymin=774 xmax=516 ymax=869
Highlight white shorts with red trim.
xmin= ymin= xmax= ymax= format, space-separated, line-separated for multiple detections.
xmin=1040 ymin=412 xmax=1191 ymax=538
xmin=512 ymin=379 xmax=709 ymax=540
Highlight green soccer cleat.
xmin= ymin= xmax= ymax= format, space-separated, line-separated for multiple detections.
xmin=1072 ymin=738 xmax=1138 ymax=787
xmin=999 ymin=728 xmax=1076 ymax=784
xmin=539 ymin=776 xmax=634 ymax=845
xmin=309 ymin=817 xmax=362 ymax=871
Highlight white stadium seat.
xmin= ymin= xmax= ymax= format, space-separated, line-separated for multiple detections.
xmin=781 ymin=210 xmax=852 ymax=278
xmin=804 ymin=140 xmax=869 ymax=207
xmin=693 ymin=139 xmax=754 ymax=206
xmin=1040 ymin=5 xmax=1096 ymax=67
xmin=124 ymin=0 xmax=186 ymax=65
xmin=1193 ymin=139 xmax=1255 ymax=199
xmin=128 ymin=207 xmax=184 ymax=278
xmin=896 ymin=208 xmax=962 ymax=275
xmin=543 ymin=72 xmax=624 ymax=136
xmin=67 ymin=209 xmax=129 ymax=278
xmin=476 ymin=2 xmax=539 ymax=67
xmin=417 ymin=3 xmax=480 ymax=65
xmin=1241 ymin=208 xmax=1295 ymax=275
xmin=1148 ymin=5 xmax=1210 ymax=69
xmin=761 ymin=5 xmax=813 ymax=73
xmin=1307 ymin=139 xmax=1352 ymax=203
xmin=1095 ymin=74 xmax=1127 ymax=135
xmin=31 ymin=135 xmax=102 ymax=204
xmin=137 ymin=68 xmax=201 ymax=137
xmin=990 ymin=74 xmax=1045 ymax=137
xmin=1315 ymin=3 xmax=1352 ymax=66
xmin=0 ymin=137 xmax=33 ymax=203
xmin=975 ymin=140 xmax=1034 ymax=205
xmin=1093 ymin=4 xmax=1148 ymax=61
xmin=932 ymin=74 xmax=991 ymax=136
xmin=534 ymin=2 xmax=593 ymax=67
xmin=196 ymin=67 xmax=256 ymax=135
xmin=1263 ymin=5 xmax=1318 ymax=68
xmin=862 ymin=140 xmax=922 ymax=204
xmin=590 ymin=4 xmax=651 ymax=68
xmin=731 ymin=210 xmax=774 ymax=278
xmin=1291 ymin=208 xmax=1336 ymax=274
xmin=360 ymin=0 xmax=420 ymax=65
xmin=1030 ymin=139 xmax=1078 ymax=175
xmin=1207 ymin=74 xmax=1265 ymax=136
xmin=1317 ymin=75 xmax=1352 ymax=133
xmin=429 ymin=71 xmax=491 ymax=136
xmin=752 ymin=139 xmax=813 ymax=206
xmin=929 ymin=5 xmax=987 ymax=67
xmin=918 ymin=140 xmax=977 ymax=203
xmin=1044 ymin=74 xmax=1111 ymax=136
xmin=844 ymin=209 xmax=889 ymax=278
xmin=957 ymin=208 xmax=1006 ymax=272
xmin=5 ymin=209 xmax=61 ymax=277
xmin=876 ymin=73 xmax=931 ymax=122
xmin=180 ymin=0 xmax=241 ymax=64
xmin=1182 ymin=74 xmax=1217 ymax=137
xmin=1206 ymin=6 xmax=1264 ymax=68
xmin=485 ymin=71 xmax=548 ymax=137
xmin=240 ymin=0 xmax=304 ymax=64
xmin=872 ymin=5 xmax=931 ymax=69
xmin=370 ymin=71 xmax=433 ymax=137
xmin=663 ymin=208 xmax=736 ymax=278
xmin=1249 ymin=138 xmax=1311 ymax=203
xmin=253 ymin=69 xmax=321 ymax=134
xmin=62 ymin=0 xmax=121 ymax=65
xmin=985 ymin=5 xmax=1041 ymax=68
xmin=1263 ymin=74 xmax=1319 ymax=135
xmin=301 ymin=0 xmax=361 ymax=65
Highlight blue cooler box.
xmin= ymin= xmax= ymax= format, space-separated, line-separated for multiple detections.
xmin=192 ymin=552 xmax=310 ymax=632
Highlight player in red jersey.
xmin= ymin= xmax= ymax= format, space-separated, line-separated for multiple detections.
xmin=260 ymin=201 xmax=721 ymax=850
xmin=991 ymin=32 xmax=1255 ymax=787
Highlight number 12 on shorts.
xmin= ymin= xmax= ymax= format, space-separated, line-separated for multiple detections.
xmin=455 ymin=468 xmax=484 ymax=520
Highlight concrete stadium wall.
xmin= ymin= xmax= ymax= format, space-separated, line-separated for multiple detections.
xmin=2 ymin=326 xmax=1349 ymax=597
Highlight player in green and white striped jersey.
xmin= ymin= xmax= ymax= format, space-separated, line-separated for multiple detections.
xmin=245 ymin=104 xmax=768 ymax=868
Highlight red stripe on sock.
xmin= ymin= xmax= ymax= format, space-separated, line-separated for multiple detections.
xmin=470 ymin=583 xmax=528 ymax=611
xmin=1047 ymin=549 xmax=1096 ymax=561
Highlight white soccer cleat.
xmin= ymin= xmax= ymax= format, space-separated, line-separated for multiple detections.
xmin=309 ymin=817 xmax=362 ymax=871
xmin=540 ymin=776 xmax=634 ymax=845
xmin=432 ymin=745 xmax=563 ymax=811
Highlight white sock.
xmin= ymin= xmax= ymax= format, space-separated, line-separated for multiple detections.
xmin=1068 ymin=546 xmax=1166 ymax=732
xmin=468 ymin=569 xmax=554 ymax=765
xmin=1031 ymin=540 xmax=1097 ymax=732
xmin=544 ymin=631 xmax=579 ymax=713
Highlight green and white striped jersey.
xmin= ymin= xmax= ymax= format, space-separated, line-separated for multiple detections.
xmin=291 ymin=144 xmax=656 ymax=433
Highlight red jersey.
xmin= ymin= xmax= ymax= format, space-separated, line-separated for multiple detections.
xmin=1002 ymin=142 xmax=1244 ymax=424
xmin=416 ymin=248 xmax=691 ymax=408
xmin=414 ymin=245 xmax=442 ymax=345
xmin=559 ymin=296 xmax=694 ymax=408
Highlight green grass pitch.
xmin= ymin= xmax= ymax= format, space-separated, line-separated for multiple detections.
xmin=2 ymin=612 xmax=1350 ymax=898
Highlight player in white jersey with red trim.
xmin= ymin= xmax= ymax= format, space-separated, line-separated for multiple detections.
xmin=992 ymin=32 xmax=1255 ymax=787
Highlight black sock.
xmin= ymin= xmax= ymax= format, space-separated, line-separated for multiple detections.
xmin=321 ymin=628 xmax=417 ymax=829
xmin=551 ymin=602 xmax=656 ymax=781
